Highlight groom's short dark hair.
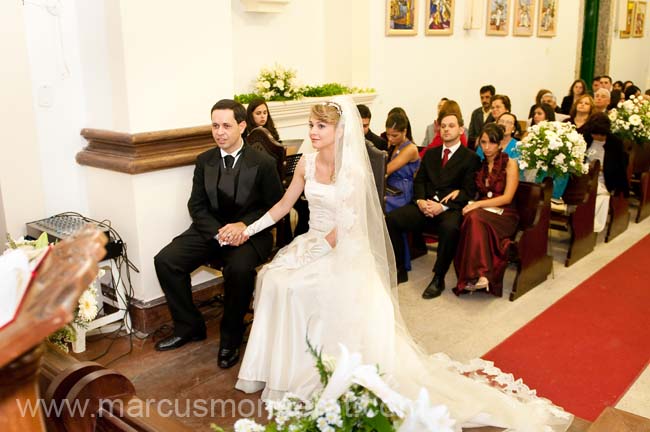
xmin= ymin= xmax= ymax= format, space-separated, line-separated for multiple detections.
xmin=211 ymin=99 xmax=246 ymax=123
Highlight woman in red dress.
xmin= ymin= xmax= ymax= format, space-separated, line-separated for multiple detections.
xmin=452 ymin=123 xmax=519 ymax=296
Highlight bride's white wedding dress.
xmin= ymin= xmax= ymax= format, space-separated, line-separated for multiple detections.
xmin=236 ymin=97 xmax=572 ymax=432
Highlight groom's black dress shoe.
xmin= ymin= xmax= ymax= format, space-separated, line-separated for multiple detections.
xmin=422 ymin=275 xmax=445 ymax=299
xmin=154 ymin=333 xmax=206 ymax=351
xmin=218 ymin=347 xmax=241 ymax=369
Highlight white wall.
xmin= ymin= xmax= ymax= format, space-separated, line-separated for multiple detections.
xmin=22 ymin=0 xmax=89 ymax=216
xmin=118 ymin=0 xmax=233 ymax=132
xmin=231 ymin=0 xmax=326 ymax=99
xmin=0 ymin=1 xmax=46 ymax=237
xmin=609 ymin=1 xmax=650 ymax=90
xmin=367 ymin=1 xmax=584 ymax=145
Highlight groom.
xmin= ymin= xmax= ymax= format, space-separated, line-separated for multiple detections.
xmin=386 ymin=110 xmax=480 ymax=298
xmin=154 ymin=99 xmax=283 ymax=368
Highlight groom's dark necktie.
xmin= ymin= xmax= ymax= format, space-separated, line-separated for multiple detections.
xmin=224 ymin=155 xmax=235 ymax=169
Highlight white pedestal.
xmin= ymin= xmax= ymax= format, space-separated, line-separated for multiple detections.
xmin=72 ymin=260 xmax=132 ymax=353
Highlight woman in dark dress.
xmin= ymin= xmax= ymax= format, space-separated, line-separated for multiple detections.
xmin=560 ymin=79 xmax=587 ymax=115
xmin=452 ymin=123 xmax=520 ymax=296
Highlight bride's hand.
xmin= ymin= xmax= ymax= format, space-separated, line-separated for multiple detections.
xmin=325 ymin=228 xmax=337 ymax=248
xmin=440 ymin=190 xmax=459 ymax=204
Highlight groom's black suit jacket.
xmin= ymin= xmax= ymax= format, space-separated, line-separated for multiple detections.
xmin=188 ymin=144 xmax=284 ymax=259
xmin=414 ymin=144 xmax=481 ymax=209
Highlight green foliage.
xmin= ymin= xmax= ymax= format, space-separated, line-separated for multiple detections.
xmin=48 ymin=324 xmax=76 ymax=352
xmin=234 ymin=93 xmax=263 ymax=104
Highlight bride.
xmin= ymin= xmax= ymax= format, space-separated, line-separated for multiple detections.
xmin=234 ymin=96 xmax=573 ymax=431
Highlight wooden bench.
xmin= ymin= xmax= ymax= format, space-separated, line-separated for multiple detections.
xmin=508 ymin=178 xmax=554 ymax=301
xmin=625 ymin=140 xmax=650 ymax=223
xmin=550 ymin=161 xmax=600 ymax=267
xmin=605 ymin=192 xmax=630 ymax=243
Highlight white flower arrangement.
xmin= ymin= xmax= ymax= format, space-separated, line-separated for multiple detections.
xmin=517 ymin=121 xmax=590 ymax=179
xmin=254 ymin=64 xmax=303 ymax=101
xmin=608 ymin=95 xmax=650 ymax=144
xmin=212 ymin=342 xmax=456 ymax=432
xmin=5 ymin=232 xmax=101 ymax=352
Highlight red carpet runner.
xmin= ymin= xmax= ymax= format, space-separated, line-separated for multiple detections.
xmin=483 ymin=234 xmax=650 ymax=421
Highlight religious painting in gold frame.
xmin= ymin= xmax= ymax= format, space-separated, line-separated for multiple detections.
xmin=633 ymin=1 xmax=646 ymax=37
xmin=387 ymin=0 xmax=419 ymax=36
xmin=425 ymin=0 xmax=454 ymax=35
xmin=513 ymin=0 xmax=535 ymax=36
xmin=537 ymin=0 xmax=558 ymax=37
xmin=486 ymin=0 xmax=511 ymax=36
xmin=620 ymin=0 xmax=636 ymax=38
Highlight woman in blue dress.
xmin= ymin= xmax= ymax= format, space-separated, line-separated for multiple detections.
xmin=384 ymin=111 xmax=420 ymax=212
xmin=476 ymin=111 xmax=520 ymax=160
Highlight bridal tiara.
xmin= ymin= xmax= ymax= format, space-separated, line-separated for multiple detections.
xmin=320 ymin=101 xmax=343 ymax=116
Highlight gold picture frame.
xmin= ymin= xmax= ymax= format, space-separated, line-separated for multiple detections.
xmin=425 ymin=0 xmax=454 ymax=35
xmin=513 ymin=0 xmax=535 ymax=36
xmin=387 ymin=0 xmax=419 ymax=36
xmin=486 ymin=0 xmax=511 ymax=36
xmin=633 ymin=1 xmax=646 ymax=37
xmin=537 ymin=0 xmax=558 ymax=37
xmin=620 ymin=0 xmax=636 ymax=38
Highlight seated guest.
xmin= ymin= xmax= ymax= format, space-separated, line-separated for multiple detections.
xmin=592 ymin=76 xmax=601 ymax=94
xmin=154 ymin=99 xmax=284 ymax=369
xmin=491 ymin=94 xmax=511 ymax=122
xmin=613 ymin=80 xmax=624 ymax=91
xmin=600 ymin=75 xmax=613 ymax=91
xmin=608 ymin=89 xmax=624 ymax=110
xmin=386 ymin=109 xmax=481 ymax=294
xmin=623 ymin=80 xmax=634 ymax=92
xmin=452 ymin=123 xmax=520 ymax=296
xmin=560 ymin=79 xmax=587 ymax=114
xmin=566 ymin=94 xmax=595 ymax=133
xmin=477 ymin=112 xmax=520 ymax=160
xmin=582 ymin=113 xmax=630 ymax=233
xmin=385 ymin=112 xmax=421 ymax=212
xmin=357 ymin=104 xmax=387 ymax=151
xmin=530 ymin=103 xmax=556 ymax=126
xmin=245 ymin=98 xmax=281 ymax=141
xmin=468 ymin=84 xmax=496 ymax=145
xmin=381 ymin=107 xmax=414 ymax=143
xmin=593 ymin=88 xmax=611 ymax=113
xmin=419 ymin=99 xmax=468 ymax=157
xmin=624 ymin=85 xmax=642 ymax=100
xmin=541 ymin=92 xmax=562 ymax=114
xmin=528 ymin=88 xmax=551 ymax=119
xmin=421 ymin=97 xmax=448 ymax=148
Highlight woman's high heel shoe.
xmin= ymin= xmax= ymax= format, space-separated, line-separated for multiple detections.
xmin=474 ymin=276 xmax=489 ymax=292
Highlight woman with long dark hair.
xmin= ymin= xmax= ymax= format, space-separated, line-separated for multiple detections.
xmin=245 ymin=98 xmax=281 ymax=141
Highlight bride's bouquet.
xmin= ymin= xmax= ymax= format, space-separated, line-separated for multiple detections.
xmin=212 ymin=340 xmax=456 ymax=432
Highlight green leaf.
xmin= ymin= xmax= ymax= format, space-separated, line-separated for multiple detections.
xmin=34 ymin=232 xmax=49 ymax=249
xmin=363 ymin=411 xmax=395 ymax=432
xmin=209 ymin=425 xmax=225 ymax=432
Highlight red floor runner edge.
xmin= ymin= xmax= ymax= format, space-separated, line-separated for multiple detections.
xmin=483 ymin=234 xmax=650 ymax=421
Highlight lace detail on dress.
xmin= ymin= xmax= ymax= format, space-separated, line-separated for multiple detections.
xmin=304 ymin=152 xmax=317 ymax=182
xmin=430 ymin=353 xmax=573 ymax=426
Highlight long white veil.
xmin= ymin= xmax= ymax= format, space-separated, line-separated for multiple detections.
xmin=321 ymin=96 xmax=573 ymax=432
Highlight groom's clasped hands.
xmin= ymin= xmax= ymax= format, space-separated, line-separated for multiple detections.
xmin=217 ymin=222 xmax=249 ymax=246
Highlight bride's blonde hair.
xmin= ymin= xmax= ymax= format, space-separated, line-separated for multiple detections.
xmin=310 ymin=102 xmax=342 ymax=124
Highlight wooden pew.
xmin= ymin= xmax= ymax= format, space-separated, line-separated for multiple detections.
xmin=605 ymin=192 xmax=630 ymax=243
xmin=40 ymin=344 xmax=192 ymax=432
xmin=625 ymin=140 xmax=650 ymax=223
xmin=0 ymin=227 xmax=106 ymax=432
xmin=509 ymin=178 xmax=554 ymax=301
xmin=551 ymin=161 xmax=600 ymax=267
